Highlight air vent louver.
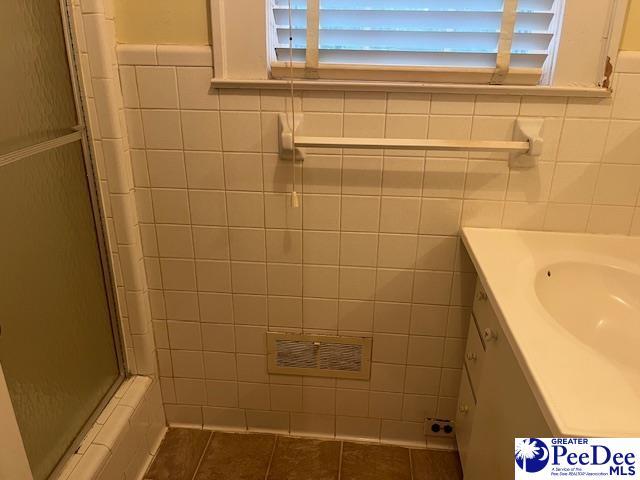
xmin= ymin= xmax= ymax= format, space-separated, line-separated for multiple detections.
xmin=267 ymin=333 xmax=372 ymax=380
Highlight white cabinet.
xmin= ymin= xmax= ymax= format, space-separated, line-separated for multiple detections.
xmin=456 ymin=281 xmax=551 ymax=480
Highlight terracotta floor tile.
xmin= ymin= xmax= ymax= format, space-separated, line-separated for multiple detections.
xmin=267 ymin=436 xmax=341 ymax=480
xmin=194 ymin=432 xmax=276 ymax=480
xmin=145 ymin=428 xmax=211 ymax=480
xmin=340 ymin=442 xmax=411 ymax=480
xmin=410 ymin=449 xmax=463 ymax=480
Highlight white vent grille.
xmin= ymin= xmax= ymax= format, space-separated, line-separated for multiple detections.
xmin=267 ymin=333 xmax=372 ymax=379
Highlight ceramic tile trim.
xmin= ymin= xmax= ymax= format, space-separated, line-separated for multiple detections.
xmin=114 ymin=47 xmax=639 ymax=79
xmin=54 ymin=376 xmax=167 ymax=480
xmin=117 ymin=44 xmax=213 ymax=67
xmin=71 ymin=0 xmax=157 ymax=375
xmin=616 ymin=51 xmax=640 ymax=74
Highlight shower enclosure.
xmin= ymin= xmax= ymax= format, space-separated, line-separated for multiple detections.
xmin=0 ymin=1 xmax=124 ymax=479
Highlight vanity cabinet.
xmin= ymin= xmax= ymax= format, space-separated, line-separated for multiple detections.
xmin=456 ymin=281 xmax=551 ymax=480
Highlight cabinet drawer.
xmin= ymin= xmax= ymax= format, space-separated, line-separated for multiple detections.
xmin=456 ymin=365 xmax=476 ymax=472
xmin=464 ymin=314 xmax=485 ymax=396
xmin=472 ymin=281 xmax=500 ymax=347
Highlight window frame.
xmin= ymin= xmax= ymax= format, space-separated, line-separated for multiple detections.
xmin=210 ymin=0 xmax=630 ymax=95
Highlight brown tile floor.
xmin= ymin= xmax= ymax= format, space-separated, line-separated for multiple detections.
xmin=145 ymin=428 xmax=463 ymax=480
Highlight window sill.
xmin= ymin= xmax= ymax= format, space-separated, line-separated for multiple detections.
xmin=211 ymin=77 xmax=611 ymax=98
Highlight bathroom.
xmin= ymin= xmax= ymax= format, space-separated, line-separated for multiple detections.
xmin=1 ymin=0 xmax=639 ymax=478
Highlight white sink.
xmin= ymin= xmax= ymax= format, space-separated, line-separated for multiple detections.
xmin=462 ymin=228 xmax=640 ymax=437
xmin=535 ymin=261 xmax=640 ymax=370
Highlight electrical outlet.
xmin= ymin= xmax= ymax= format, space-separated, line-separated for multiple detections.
xmin=424 ymin=418 xmax=455 ymax=437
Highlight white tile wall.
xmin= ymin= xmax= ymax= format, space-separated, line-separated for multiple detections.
xmin=118 ymin=45 xmax=640 ymax=448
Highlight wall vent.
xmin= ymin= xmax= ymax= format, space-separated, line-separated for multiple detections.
xmin=267 ymin=332 xmax=372 ymax=380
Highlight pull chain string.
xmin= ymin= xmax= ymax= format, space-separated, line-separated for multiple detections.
xmin=288 ymin=0 xmax=299 ymax=208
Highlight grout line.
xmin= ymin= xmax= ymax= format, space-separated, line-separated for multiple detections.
xmin=191 ymin=430 xmax=214 ymax=480
xmin=408 ymin=448 xmax=414 ymax=480
xmin=264 ymin=435 xmax=279 ymax=480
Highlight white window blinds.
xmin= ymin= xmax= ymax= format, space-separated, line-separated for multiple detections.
xmin=270 ymin=0 xmax=558 ymax=85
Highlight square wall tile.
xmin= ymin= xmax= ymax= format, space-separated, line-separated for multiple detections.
xmin=219 ymin=89 xmax=260 ymax=110
xmin=226 ymin=192 xmax=264 ymax=227
xmin=303 ymin=265 xmax=339 ymax=298
xmin=220 ymin=111 xmax=262 ymax=152
xmin=380 ymin=197 xmax=421 ymax=233
xmin=265 ymin=193 xmax=302 ymax=229
xmin=422 ymin=158 xmax=467 ymax=198
xmin=603 ymin=121 xmax=640 ymax=164
xmin=266 ymin=229 xmax=302 ymax=263
xmin=549 ymin=163 xmax=599 ymax=204
xmin=387 ymin=92 xmax=430 ymax=114
xmin=193 ymin=226 xmax=229 ymax=260
xmin=340 ymin=232 xmax=378 ymax=267
xmin=372 ymin=334 xmax=409 ymax=364
xmin=233 ymin=295 xmax=267 ymax=326
xmin=136 ymin=66 xmax=178 ymax=109
xmin=419 ymin=198 xmax=462 ymax=235
xmin=339 ymin=267 xmax=376 ymax=301
xmin=147 ymin=150 xmax=186 ymax=188
xmin=374 ymin=302 xmax=411 ymax=334
xmin=267 ymin=264 xmax=302 ymax=296
xmin=557 ymin=119 xmax=609 ymax=163
xmin=382 ymin=156 xmax=425 ymax=196
xmin=160 ymin=259 xmax=196 ymax=291
xmin=156 ymin=225 xmax=194 ymax=258
xmin=342 ymin=155 xmax=383 ymax=195
xmin=375 ymin=269 xmax=414 ymax=303
xmin=189 ymin=190 xmax=227 ymax=226
xmin=167 ymin=321 xmax=202 ymax=350
xmin=303 ymin=194 xmax=340 ymax=230
xmin=303 ymin=298 xmax=339 ymax=330
xmin=224 ymin=152 xmax=263 ymax=191
xmin=303 ymin=231 xmax=340 ymax=265
xmin=229 ymin=228 xmax=266 ymax=262
xmin=164 ymin=291 xmax=200 ymax=322
xmin=202 ymin=323 xmax=236 ymax=352
xmin=232 ymin=262 xmax=267 ymax=295
xmin=195 ymin=260 xmax=232 ymax=293
xmin=177 ymin=67 xmax=218 ymax=110
xmin=341 ymin=196 xmax=380 ymax=232
xmin=593 ymin=164 xmax=640 ymax=206
xmin=268 ymin=296 xmax=303 ymax=329
xmin=141 ymin=110 xmax=183 ymax=149
xmin=303 ymin=154 xmax=342 ymax=194
xmin=377 ymin=234 xmax=417 ymax=269
xmin=185 ymin=151 xmax=225 ymax=189
xmin=612 ymin=74 xmax=640 ymax=120
xmin=181 ymin=111 xmax=222 ymax=151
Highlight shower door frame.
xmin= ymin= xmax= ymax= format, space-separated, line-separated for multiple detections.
xmin=0 ymin=0 xmax=127 ymax=478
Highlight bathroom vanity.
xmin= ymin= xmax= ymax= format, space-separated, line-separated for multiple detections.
xmin=456 ymin=228 xmax=640 ymax=480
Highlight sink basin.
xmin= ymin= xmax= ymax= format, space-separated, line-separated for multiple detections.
xmin=463 ymin=227 xmax=640 ymax=437
xmin=535 ymin=261 xmax=640 ymax=369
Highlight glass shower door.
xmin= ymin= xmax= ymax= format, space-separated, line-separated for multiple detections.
xmin=0 ymin=1 xmax=123 ymax=479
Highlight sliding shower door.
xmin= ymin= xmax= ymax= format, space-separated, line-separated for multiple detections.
xmin=0 ymin=1 xmax=123 ymax=479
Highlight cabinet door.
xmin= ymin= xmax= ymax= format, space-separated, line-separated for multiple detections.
xmin=464 ymin=308 xmax=551 ymax=480
xmin=455 ymin=365 xmax=476 ymax=472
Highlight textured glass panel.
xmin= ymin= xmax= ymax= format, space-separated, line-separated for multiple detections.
xmin=0 ymin=0 xmax=78 ymax=154
xmin=0 ymin=142 xmax=120 ymax=480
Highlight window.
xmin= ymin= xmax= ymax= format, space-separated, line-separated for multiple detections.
xmin=210 ymin=0 xmax=629 ymax=90
xmin=270 ymin=0 xmax=556 ymax=85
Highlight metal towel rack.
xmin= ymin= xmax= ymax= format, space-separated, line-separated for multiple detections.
xmin=279 ymin=114 xmax=544 ymax=169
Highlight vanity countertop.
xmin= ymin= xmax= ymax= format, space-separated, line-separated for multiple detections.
xmin=462 ymin=227 xmax=640 ymax=437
